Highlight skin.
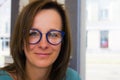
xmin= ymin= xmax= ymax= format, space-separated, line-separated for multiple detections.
xmin=24 ymin=9 xmax=62 ymax=80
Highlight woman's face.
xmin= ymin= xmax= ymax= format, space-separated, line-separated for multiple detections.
xmin=24 ymin=9 xmax=62 ymax=69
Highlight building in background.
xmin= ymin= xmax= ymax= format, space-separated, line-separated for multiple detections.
xmin=86 ymin=0 xmax=120 ymax=80
xmin=0 ymin=0 xmax=11 ymax=55
xmin=0 ymin=0 xmax=11 ymax=67
xmin=86 ymin=0 xmax=120 ymax=52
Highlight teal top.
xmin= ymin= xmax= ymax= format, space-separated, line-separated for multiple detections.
xmin=0 ymin=70 xmax=13 ymax=80
xmin=0 ymin=68 xmax=80 ymax=80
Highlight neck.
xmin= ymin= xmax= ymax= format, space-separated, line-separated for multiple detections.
xmin=25 ymin=63 xmax=51 ymax=80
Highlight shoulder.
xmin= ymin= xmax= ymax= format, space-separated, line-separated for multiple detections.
xmin=0 ymin=70 xmax=13 ymax=80
xmin=66 ymin=68 xmax=81 ymax=80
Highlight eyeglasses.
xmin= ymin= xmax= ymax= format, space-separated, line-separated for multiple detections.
xmin=28 ymin=28 xmax=65 ymax=45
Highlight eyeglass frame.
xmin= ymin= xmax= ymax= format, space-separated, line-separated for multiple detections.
xmin=28 ymin=28 xmax=65 ymax=45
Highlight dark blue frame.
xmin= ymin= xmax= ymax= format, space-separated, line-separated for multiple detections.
xmin=29 ymin=28 xmax=65 ymax=45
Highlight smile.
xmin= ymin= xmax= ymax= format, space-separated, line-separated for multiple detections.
xmin=34 ymin=53 xmax=51 ymax=58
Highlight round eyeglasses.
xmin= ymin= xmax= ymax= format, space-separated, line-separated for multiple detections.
xmin=29 ymin=28 xmax=65 ymax=45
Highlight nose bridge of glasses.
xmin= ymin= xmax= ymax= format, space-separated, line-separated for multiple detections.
xmin=40 ymin=32 xmax=48 ymax=43
xmin=35 ymin=30 xmax=49 ymax=44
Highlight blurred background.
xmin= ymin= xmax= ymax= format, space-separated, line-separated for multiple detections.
xmin=86 ymin=0 xmax=120 ymax=80
xmin=0 ymin=0 xmax=120 ymax=80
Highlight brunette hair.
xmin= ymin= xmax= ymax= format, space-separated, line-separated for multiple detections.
xmin=1 ymin=0 xmax=71 ymax=80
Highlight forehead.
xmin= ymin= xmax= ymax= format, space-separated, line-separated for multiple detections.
xmin=32 ymin=9 xmax=62 ymax=31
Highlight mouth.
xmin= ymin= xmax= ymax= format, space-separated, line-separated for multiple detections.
xmin=34 ymin=53 xmax=51 ymax=58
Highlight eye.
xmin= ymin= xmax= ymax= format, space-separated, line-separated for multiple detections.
xmin=48 ymin=31 xmax=61 ymax=38
xmin=29 ymin=30 xmax=39 ymax=37
xmin=50 ymin=33 xmax=57 ymax=37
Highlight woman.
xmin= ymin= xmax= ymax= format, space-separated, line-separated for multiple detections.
xmin=0 ymin=0 xmax=80 ymax=80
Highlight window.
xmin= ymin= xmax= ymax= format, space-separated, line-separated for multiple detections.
xmin=100 ymin=31 xmax=108 ymax=48
xmin=99 ymin=9 xmax=109 ymax=20
xmin=0 ymin=0 xmax=11 ymax=55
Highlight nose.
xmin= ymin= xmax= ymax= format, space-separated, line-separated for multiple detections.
xmin=38 ymin=34 xmax=48 ymax=49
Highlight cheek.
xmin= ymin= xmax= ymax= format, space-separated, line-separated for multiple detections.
xmin=23 ymin=44 xmax=35 ymax=55
xmin=53 ymin=44 xmax=61 ymax=54
xmin=29 ymin=45 xmax=36 ymax=50
xmin=51 ymin=44 xmax=61 ymax=63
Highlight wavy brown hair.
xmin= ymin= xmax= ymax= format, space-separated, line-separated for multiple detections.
xmin=1 ymin=0 xmax=71 ymax=80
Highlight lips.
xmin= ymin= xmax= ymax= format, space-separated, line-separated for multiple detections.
xmin=34 ymin=53 xmax=51 ymax=58
xmin=35 ymin=52 xmax=50 ymax=55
